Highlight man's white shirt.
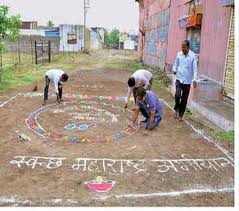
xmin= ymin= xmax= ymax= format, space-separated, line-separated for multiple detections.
xmin=45 ymin=69 xmax=64 ymax=94
xmin=173 ymin=50 xmax=198 ymax=84
xmin=125 ymin=69 xmax=153 ymax=103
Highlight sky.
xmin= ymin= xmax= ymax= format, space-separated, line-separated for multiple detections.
xmin=1 ymin=0 xmax=139 ymax=33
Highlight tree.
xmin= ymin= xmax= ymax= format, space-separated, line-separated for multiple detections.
xmin=104 ymin=29 xmax=120 ymax=49
xmin=0 ymin=5 xmax=21 ymax=51
xmin=0 ymin=5 xmax=21 ymax=80
xmin=46 ymin=20 xmax=54 ymax=28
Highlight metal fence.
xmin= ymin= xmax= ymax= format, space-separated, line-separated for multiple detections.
xmin=0 ymin=35 xmax=61 ymax=68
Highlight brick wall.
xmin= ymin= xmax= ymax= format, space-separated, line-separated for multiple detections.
xmin=5 ymin=35 xmax=60 ymax=53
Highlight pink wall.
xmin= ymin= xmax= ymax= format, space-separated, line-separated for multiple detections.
xmin=137 ymin=0 xmax=171 ymax=67
xmin=138 ymin=0 xmax=148 ymax=61
xmin=147 ymin=0 xmax=171 ymax=16
xmin=199 ymin=0 xmax=232 ymax=82
xmin=138 ymin=0 xmax=232 ymax=83
xmin=166 ymin=0 xmax=188 ymax=67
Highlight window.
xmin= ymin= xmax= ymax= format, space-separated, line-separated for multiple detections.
xmin=67 ymin=34 xmax=77 ymax=44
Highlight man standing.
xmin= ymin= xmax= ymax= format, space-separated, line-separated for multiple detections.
xmin=173 ymin=40 xmax=197 ymax=121
xmin=125 ymin=69 xmax=153 ymax=109
xmin=130 ymin=87 xmax=163 ymax=134
xmin=43 ymin=69 xmax=69 ymax=105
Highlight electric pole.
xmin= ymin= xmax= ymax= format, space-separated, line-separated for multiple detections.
xmin=83 ymin=0 xmax=90 ymax=51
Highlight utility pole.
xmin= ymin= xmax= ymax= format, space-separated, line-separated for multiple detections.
xmin=83 ymin=0 xmax=90 ymax=51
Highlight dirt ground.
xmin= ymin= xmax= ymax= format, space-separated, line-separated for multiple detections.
xmin=0 ymin=65 xmax=234 ymax=206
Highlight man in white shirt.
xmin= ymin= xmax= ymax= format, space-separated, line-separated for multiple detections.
xmin=43 ymin=69 xmax=69 ymax=105
xmin=125 ymin=69 xmax=153 ymax=109
xmin=173 ymin=40 xmax=197 ymax=121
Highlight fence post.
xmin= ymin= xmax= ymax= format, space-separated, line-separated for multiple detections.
xmin=18 ymin=37 xmax=21 ymax=65
xmin=35 ymin=40 xmax=37 ymax=65
xmin=0 ymin=46 xmax=2 ymax=82
xmin=0 ymin=49 xmax=2 ymax=81
xmin=48 ymin=40 xmax=51 ymax=63
xmin=41 ymin=41 xmax=44 ymax=64
xmin=0 ymin=48 xmax=2 ymax=67
xmin=30 ymin=35 xmax=34 ymax=64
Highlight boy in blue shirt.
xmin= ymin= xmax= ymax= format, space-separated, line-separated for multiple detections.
xmin=130 ymin=87 xmax=163 ymax=133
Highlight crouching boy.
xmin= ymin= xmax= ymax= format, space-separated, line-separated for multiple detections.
xmin=131 ymin=87 xmax=163 ymax=133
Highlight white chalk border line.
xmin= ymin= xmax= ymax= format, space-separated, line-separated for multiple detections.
xmin=0 ymin=93 xmax=234 ymax=204
xmin=0 ymin=92 xmax=234 ymax=162
xmin=95 ymin=186 xmax=234 ymax=201
xmin=161 ymin=99 xmax=234 ymax=163
xmin=0 ymin=93 xmax=20 ymax=108
xmin=0 ymin=186 xmax=234 ymax=205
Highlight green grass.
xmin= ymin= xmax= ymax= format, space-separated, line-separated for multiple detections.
xmin=0 ymin=52 xmax=79 ymax=92
xmin=185 ymin=108 xmax=192 ymax=116
xmin=211 ymin=131 xmax=234 ymax=142
xmin=103 ymin=59 xmax=144 ymax=72
xmin=152 ymin=81 xmax=167 ymax=91
xmin=0 ymin=50 xmax=143 ymax=92
xmin=132 ymin=62 xmax=145 ymax=71
xmin=0 ymin=65 xmax=40 ymax=90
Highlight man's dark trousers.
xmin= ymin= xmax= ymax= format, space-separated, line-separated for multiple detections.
xmin=174 ymin=79 xmax=191 ymax=118
xmin=44 ymin=76 xmax=62 ymax=101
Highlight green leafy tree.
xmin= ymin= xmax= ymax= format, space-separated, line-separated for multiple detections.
xmin=0 ymin=5 xmax=21 ymax=51
xmin=46 ymin=20 xmax=54 ymax=28
xmin=0 ymin=5 xmax=21 ymax=80
xmin=104 ymin=29 xmax=120 ymax=49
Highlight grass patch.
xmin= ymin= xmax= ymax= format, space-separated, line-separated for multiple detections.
xmin=185 ymin=108 xmax=192 ymax=116
xmin=0 ymin=52 xmax=81 ymax=92
xmin=0 ymin=65 xmax=40 ymax=90
xmin=143 ymin=66 xmax=171 ymax=91
xmin=211 ymin=131 xmax=234 ymax=142
xmin=0 ymin=50 xmax=144 ymax=92
xmin=152 ymin=81 xmax=167 ymax=91
xmin=132 ymin=62 xmax=145 ymax=71
xmin=103 ymin=59 xmax=144 ymax=72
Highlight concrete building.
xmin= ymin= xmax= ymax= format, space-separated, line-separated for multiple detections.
xmin=20 ymin=29 xmax=45 ymax=36
xmin=20 ymin=21 xmax=38 ymax=29
xmin=20 ymin=27 xmax=60 ymax=37
xmin=59 ymin=24 xmax=84 ymax=52
xmin=90 ymin=27 xmax=105 ymax=50
xmin=17 ymin=24 xmax=91 ymax=53
xmin=136 ymin=0 xmax=234 ymax=131
xmin=44 ymin=27 xmax=60 ymax=37
xmin=59 ymin=24 xmax=91 ymax=52
xmin=119 ymin=33 xmax=138 ymax=50
xmin=124 ymin=39 xmax=136 ymax=50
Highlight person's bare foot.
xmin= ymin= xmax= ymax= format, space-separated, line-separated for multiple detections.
xmin=42 ymin=100 xmax=46 ymax=106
